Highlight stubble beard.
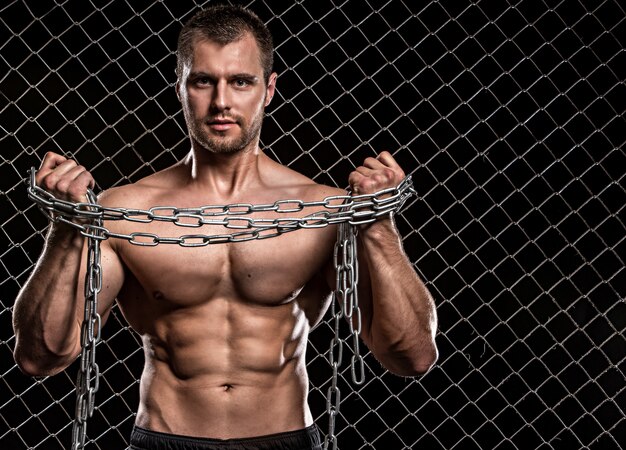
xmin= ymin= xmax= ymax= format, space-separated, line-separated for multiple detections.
xmin=185 ymin=106 xmax=264 ymax=155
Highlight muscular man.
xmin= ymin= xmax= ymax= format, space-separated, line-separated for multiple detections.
xmin=13 ymin=5 xmax=437 ymax=450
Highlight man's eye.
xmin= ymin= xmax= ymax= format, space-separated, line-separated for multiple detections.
xmin=234 ymin=79 xmax=249 ymax=87
xmin=195 ymin=77 xmax=212 ymax=86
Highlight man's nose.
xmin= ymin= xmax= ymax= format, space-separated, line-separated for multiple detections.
xmin=211 ymin=80 xmax=230 ymax=112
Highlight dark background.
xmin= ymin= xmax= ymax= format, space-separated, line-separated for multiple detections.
xmin=1 ymin=0 xmax=624 ymax=449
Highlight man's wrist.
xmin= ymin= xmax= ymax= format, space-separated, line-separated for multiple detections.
xmin=359 ymin=213 xmax=398 ymax=241
xmin=46 ymin=221 xmax=85 ymax=249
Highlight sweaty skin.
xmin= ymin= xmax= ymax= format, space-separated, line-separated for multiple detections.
xmin=13 ymin=31 xmax=437 ymax=441
xmin=102 ymin=155 xmax=341 ymax=438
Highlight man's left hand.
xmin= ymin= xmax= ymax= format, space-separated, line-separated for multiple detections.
xmin=348 ymin=151 xmax=405 ymax=196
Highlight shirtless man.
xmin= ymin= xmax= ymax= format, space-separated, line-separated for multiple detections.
xmin=12 ymin=5 xmax=437 ymax=450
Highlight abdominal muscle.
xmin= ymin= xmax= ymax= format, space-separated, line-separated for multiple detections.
xmin=131 ymin=296 xmax=314 ymax=439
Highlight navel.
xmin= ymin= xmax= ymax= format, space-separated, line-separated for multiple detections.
xmin=153 ymin=290 xmax=164 ymax=300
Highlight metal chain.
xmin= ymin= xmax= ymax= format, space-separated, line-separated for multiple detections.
xmin=28 ymin=168 xmax=415 ymax=240
xmin=71 ymin=191 xmax=103 ymax=450
xmin=325 ymin=219 xmax=365 ymax=450
xmin=26 ymin=168 xmax=414 ymax=449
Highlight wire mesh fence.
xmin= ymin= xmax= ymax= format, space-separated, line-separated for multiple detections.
xmin=1 ymin=0 xmax=624 ymax=449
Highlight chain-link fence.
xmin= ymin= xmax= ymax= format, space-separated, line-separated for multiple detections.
xmin=1 ymin=0 xmax=624 ymax=449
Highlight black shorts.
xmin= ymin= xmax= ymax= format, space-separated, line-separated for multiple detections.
xmin=129 ymin=425 xmax=323 ymax=450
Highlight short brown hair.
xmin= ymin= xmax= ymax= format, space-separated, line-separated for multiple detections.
xmin=176 ymin=5 xmax=274 ymax=83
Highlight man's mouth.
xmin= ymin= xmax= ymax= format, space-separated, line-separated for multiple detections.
xmin=207 ymin=118 xmax=238 ymax=131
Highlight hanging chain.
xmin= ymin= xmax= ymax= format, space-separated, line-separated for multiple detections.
xmin=324 ymin=219 xmax=365 ymax=450
xmin=71 ymin=191 xmax=103 ymax=450
xmin=27 ymin=168 xmax=414 ymax=449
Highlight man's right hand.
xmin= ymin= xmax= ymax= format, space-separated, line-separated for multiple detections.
xmin=36 ymin=152 xmax=95 ymax=203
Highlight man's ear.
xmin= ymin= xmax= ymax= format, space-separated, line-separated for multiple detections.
xmin=175 ymin=80 xmax=182 ymax=102
xmin=264 ymin=72 xmax=277 ymax=107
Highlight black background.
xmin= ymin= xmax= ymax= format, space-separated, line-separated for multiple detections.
xmin=1 ymin=0 xmax=625 ymax=449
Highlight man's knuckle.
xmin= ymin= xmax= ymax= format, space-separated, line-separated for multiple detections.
xmin=362 ymin=179 xmax=376 ymax=190
xmin=57 ymin=179 xmax=71 ymax=192
xmin=349 ymin=172 xmax=362 ymax=183
xmin=68 ymin=185 xmax=85 ymax=198
xmin=371 ymin=172 xmax=386 ymax=184
xmin=43 ymin=176 xmax=57 ymax=191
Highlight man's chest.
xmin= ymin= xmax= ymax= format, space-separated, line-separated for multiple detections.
xmin=112 ymin=221 xmax=336 ymax=307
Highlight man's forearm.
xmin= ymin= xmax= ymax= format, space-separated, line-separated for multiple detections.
xmin=12 ymin=224 xmax=85 ymax=376
xmin=359 ymin=217 xmax=438 ymax=376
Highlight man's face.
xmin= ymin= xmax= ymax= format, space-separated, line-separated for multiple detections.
xmin=178 ymin=33 xmax=276 ymax=154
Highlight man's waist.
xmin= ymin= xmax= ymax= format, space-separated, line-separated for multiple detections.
xmin=135 ymin=378 xmax=313 ymax=440
xmin=130 ymin=425 xmax=323 ymax=450
xmin=135 ymin=345 xmax=312 ymax=434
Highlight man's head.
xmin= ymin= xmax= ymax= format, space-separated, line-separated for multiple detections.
xmin=176 ymin=5 xmax=274 ymax=85
xmin=175 ymin=5 xmax=277 ymax=155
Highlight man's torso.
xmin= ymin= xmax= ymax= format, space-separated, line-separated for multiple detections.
xmin=99 ymin=159 xmax=343 ymax=438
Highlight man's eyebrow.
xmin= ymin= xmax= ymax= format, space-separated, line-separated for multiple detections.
xmin=229 ymin=73 xmax=259 ymax=82
xmin=189 ymin=71 xmax=215 ymax=78
xmin=188 ymin=72 xmax=259 ymax=82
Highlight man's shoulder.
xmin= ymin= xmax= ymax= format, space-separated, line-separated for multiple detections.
xmin=264 ymin=157 xmax=345 ymax=200
xmin=97 ymin=165 xmax=180 ymax=208
xmin=303 ymin=182 xmax=346 ymax=204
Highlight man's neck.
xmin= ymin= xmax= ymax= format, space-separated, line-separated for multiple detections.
xmin=183 ymin=142 xmax=264 ymax=198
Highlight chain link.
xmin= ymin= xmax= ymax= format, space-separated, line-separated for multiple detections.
xmin=324 ymin=220 xmax=367 ymax=450
xmin=28 ymin=168 xmax=415 ymax=237
xmin=71 ymin=191 xmax=103 ymax=450
xmin=27 ymin=168 xmax=414 ymax=449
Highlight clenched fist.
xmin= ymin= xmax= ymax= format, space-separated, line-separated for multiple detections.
xmin=348 ymin=151 xmax=406 ymax=196
xmin=36 ymin=152 xmax=95 ymax=203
